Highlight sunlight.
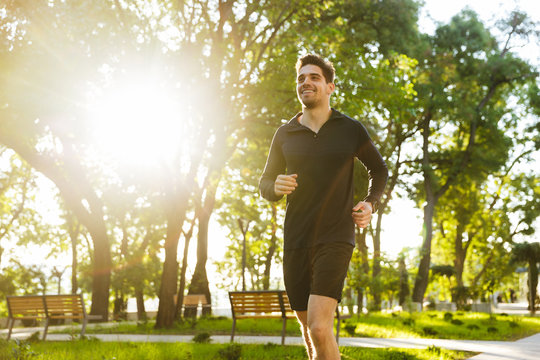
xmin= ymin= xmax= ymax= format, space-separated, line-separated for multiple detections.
xmin=88 ymin=78 xmax=194 ymax=171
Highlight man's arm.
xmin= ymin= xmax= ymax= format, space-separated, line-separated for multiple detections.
xmin=259 ymin=129 xmax=287 ymax=201
xmin=352 ymin=140 xmax=388 ymax=228
xmin=357 ymin=140 xmax=388 ymax=210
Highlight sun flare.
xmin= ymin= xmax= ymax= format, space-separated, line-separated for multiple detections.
xmin=88 ymin=79 xmax=193 ymax=170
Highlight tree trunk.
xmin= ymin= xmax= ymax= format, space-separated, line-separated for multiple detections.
xmin=185 ymin=211 xmax=212 ymax=317
xmin=155 ymin=207 xmax=184 ymax=328
xmin=528 ymin=259 xmax=538 ymax=315
xmin=175 ymin=221 xmax=196 ymax=321
xmin=412 ymin=114 xmax=436 ymax=303
xmin=262 ymin=204 xmax=278 ymax=290
xmin=87 ymin=221 xmax=111 ymax=321
xmin=135 ymin=288 xmax=146 ymax=321
xmin=371 ymin=212 xmax=384 ymax=310
xmin=67 ymin=214 xmax=79 ymax=294
xmin=412 ymin=201 xmax=435 ymax=303
xmin=398 ymin=256 xmax=409 ymax=306
xmin=355 ymin=228 xmax=369 ymax=312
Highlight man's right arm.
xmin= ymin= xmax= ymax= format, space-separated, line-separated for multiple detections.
xmin=259 ymin=128 xmax=286 ymax=201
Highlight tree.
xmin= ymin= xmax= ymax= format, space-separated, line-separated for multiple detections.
xmin=510 ymin=242 xmax=540 ymax=315
xmin=0 ymin=0 xmax=131 ymax=320
xmin=398 ymin=254 xmax=410 ymax=306
xmin=410 ymin=10 xmax=538 ymax=302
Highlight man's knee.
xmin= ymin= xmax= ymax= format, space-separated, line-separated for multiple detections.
xmin=307 ymin=318 xmax=332 ymax=341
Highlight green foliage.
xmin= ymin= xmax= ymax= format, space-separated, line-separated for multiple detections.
xmin=422 ymin=327 xmax=438 ymax=336
xmin=192 ymin=332 xmax=211 ymax=344
xmin=218 ymin=344 xmax=242 ymax=360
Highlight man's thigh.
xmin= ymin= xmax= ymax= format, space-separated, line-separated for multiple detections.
xmin=284 ymin=242 xmax=353 ymax=311
xmin=310 ymin=242 xmax=354 ymax=302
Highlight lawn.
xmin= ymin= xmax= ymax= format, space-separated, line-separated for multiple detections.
xmin=57 ymin=311 xmax=540 ymax=341
xmin=0 ymin=339 xmax=473 ymax=360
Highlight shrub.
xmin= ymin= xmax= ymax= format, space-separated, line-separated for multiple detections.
xmin=385 ymin=351 xmax=416 ymax=360
xmin=443 ymin=312 xmax=453 ymax=321
xmin=192 ymin=332 xmax=211 ymax=344
xmin=487 ymin=327 xmax=498 ymax=333
xmin=218 ymin=344 xmax=242 ymax=360
xmin=509 ymin=321 xmax=519 ymax=328
xmin=451 ymin=319 xmax=464 ymax=326
xmin=467 ymin=324 xmax=480 ymax=330
xmin=427 ymin=345 xmax=442 ymax=355
xmin=344 ymin=324 xmax=356 ymax=336
xmin=422 ymin=327 xmax=438 ymax=336
xmin=401 ymin=318 xmax=415 ymax=327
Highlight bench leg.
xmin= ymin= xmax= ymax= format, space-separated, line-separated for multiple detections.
xmin=281 ymin=318 xmax=287 ymax=345
xmin=43 ymin=318 xmax=49 ymax=341
xmin=7 ymin=318 xmax=13 ymax=340
xmin=230 ymin=318 xmax=236 ymax=342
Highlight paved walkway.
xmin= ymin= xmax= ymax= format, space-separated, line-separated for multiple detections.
xmin=3 ymin=325 xmax=540 ymax=360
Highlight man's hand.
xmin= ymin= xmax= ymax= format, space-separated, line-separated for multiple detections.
xmin=352 ymin=201 xmax=373 ymax=228
xmin=274 ymin=174 xmax=298 ymax=196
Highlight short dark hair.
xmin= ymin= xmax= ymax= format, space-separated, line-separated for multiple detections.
xmin=296 ymin=54 xmax=335 ymax=83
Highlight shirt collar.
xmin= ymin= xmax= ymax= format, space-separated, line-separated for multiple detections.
xmin=285 ymin=108 xmax=343 ymax=132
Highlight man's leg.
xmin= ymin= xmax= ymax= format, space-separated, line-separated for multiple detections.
xmin=295 ymin=310 xmax=314 ymax=360
xmin=307 ymin=294 xmax=339 ymax=360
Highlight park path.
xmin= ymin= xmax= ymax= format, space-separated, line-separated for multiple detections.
xmin=3 ymin=325 xmax=540 ymax=360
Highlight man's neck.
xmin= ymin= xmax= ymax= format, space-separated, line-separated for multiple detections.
xmin=299 ymin=106 xmax=332 ymax=133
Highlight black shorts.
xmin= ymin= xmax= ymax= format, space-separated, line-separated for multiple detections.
xmin=283 ymin=241 xmax=354 ymax=311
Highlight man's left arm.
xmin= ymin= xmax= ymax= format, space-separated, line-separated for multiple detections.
xmin=352 ymin=140 xmax=388 ymax=228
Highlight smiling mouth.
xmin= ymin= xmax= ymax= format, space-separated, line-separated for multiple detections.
xmin=302 ymin=89 xmax=315 ymax=95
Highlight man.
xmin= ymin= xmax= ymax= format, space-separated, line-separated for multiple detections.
xmin=259 ymin=54 xmax=388 ymax=360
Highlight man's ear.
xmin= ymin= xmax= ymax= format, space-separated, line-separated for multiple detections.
xmin=327 ymin=82 xmax=335 ymax=94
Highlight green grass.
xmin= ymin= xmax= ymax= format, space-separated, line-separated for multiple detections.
xmin=56 ymin=311 xmax=540 ymax=341
xmin=340 ymin=311 xmax=540 ymax=341
xmin=0 ymin=339 xmax=473 ymax=360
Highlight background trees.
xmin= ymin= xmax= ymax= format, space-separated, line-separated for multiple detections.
xmin=0 ymin=0 xmax=538 ymax=322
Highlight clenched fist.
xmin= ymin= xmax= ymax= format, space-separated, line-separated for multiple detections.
xmin=352 ymin=201 xmax=373 ymax=228
xmin=274 ymin=174 xmax=298 ymax=196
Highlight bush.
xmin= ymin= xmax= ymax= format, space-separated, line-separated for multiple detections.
xmin=427 ymin=345 xmax=441 ymax=355
xmin=344 ymin=324 xmax=356 ymax=336
xmin=218 ymin=344 xmax=242 ymax=360
xmin=192 ymin=332 xmax=211 ymax=344
xmin=385 ymin=351 xmax=416 ymax=360
xmin=451 ymin=319 xmax=464 ymax=326
xmin=422 ymin=327 xmax=438 ymax=336
xmin=443 ymin=312 xmax=453 ymax=321
xmin=467 ymin=324 xmax=480 ymax=330
xmin=401 ymin=318 xmax=415 ymax=327
xmin=487 ymin=327 xmax=498 ymax=333
xmin=509 ymin=321 xmax=519 ymax=328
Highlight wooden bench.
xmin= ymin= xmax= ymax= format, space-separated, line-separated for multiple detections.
xmin=174 ymin=294 xmax=211 ymax=317
xmin=6 ymin=294 xmax=102 ymax=340
xmin=182 ymin=294 xmax=211 ymax=314
xmin=228 ymin=290 xmax=348 ymax=345
xmin=6 ymin=295 xmax=47 ymax=340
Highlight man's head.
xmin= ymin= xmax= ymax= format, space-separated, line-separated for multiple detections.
xmin=295 ymin=54 xmax=335 ymax=84
xmin=295 ymin=54 xmax=335 ymax=109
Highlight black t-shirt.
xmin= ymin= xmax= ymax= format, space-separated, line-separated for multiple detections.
xmin=259 ymin=109 xmax=388 ymax=250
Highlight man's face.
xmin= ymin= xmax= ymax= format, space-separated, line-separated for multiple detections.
xmin=296 ymin=64 xmax=334 ymax=109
